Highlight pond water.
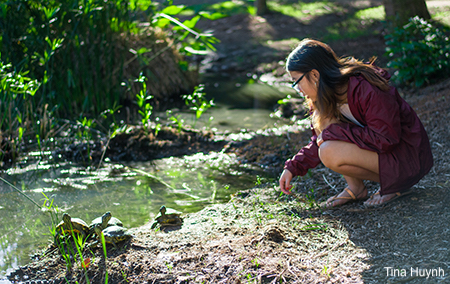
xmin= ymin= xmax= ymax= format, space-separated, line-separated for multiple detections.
xmin=173 ymin=74 xmax=294 ymax=133
xmin=0 ymin=80 xmax=295 ymax=279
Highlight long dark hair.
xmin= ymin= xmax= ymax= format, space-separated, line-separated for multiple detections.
xmin=286 ymin=39 xmax=389 ymax=130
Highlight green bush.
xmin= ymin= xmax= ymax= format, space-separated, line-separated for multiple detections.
xmin=0 ymin=0 xmax=217 ymax=118
xmin=0 ymin=0 xmax=135 ymax=116
xmin=0 ymin=0 xmax=219 ymax=166
xmin=384 ymin=16 xmax=450 ymax=87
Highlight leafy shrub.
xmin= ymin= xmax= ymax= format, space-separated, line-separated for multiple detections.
xmin=0 ymin=0 xmax=134 ymax=116
xmin=384 ymin=16 xmax=450 ymax=87
xmin=0 ymin=0 xmax=219 ymax=166
xmin=0 ymin=0 xmax=217 ymax=118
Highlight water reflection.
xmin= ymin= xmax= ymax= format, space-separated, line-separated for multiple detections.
xmin=0 ymin=152 xmax=259 ymax=278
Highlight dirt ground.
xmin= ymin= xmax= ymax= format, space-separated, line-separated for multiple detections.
xmin=7 ymin=1 xmax=450 ymax=283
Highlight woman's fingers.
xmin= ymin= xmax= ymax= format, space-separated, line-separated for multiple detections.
xmin=281 ymin=184 xmax=293 ymax=195
xmin=279 ymin=170 xmax=293 ymax=195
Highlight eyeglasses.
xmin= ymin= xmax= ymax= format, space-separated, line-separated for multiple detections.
xmin=291 ymin=71 xmax=309 ymax=92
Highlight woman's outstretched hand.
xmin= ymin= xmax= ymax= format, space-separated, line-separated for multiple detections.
xmin=279 ymin=169 xmax=293 ymax=194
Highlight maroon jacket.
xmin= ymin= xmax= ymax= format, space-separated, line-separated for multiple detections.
xmin=284 ymin=73 xmax=433 ymax=195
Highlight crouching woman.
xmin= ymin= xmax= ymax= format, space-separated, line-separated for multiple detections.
xmin=279 ymin=39 xmax=433 ymax=208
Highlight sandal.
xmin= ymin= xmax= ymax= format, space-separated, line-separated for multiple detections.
xmin=364 ymin=189 xmax=414 ymax=208
xmin=321 ymin=187 xmax=367 ymax=209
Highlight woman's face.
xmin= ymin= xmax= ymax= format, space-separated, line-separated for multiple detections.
xmin=289 ymin=70 xmax=318 ymax=102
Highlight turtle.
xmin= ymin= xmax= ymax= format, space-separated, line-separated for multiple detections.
xmin=150 ymin=205 xmax=183 ymax=229
xmin=88 ymin=211 xmax=123 ymax=236
xmin=93 ymin=224 xmax=132 ymax=249
xmin=55 ymin=213 xmax=89 ymax=242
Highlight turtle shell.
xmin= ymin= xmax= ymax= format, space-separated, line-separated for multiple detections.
xmin=94 ymin=225 xmax=132 ymax=248
xmin=151 ymin=205 xmax=183 ymax=228
xmin=102 ymin=225 xmax=132 ymax=242
xmin=55 ymin=213 xmax=89 ymax=240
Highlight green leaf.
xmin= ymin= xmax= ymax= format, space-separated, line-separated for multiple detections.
xmin=161 ymin=5 xmax=185 ymax=15
xmin=181 ymin=15 xmax=201 ymax=29
xmin=199 ymin=11 xmax=227 ymax=20
xmin=154 ymin=18 xmax=170 ymax=28
xmin=137 ymin=47 xmax=151 ymax=54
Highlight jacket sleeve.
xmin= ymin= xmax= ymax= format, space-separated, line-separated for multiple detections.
xmin=284 ymin=129 xmax=322 ymax=177
xmin=321 ymin=79 xmax=402 ymax=153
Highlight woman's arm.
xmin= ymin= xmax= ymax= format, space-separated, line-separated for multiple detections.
xmin=284 ymin=129 xmax=322 ymax=178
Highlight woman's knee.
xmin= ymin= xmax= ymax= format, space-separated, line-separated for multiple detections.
xmin=318 ymin=141 xmax=339 ymax=169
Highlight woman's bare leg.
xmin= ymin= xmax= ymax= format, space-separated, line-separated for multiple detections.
xmin=319 ymin=140 xmax=398 ymax=206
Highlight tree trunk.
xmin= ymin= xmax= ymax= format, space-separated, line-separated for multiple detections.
xmin=255 ymin=0 xmax=268 ymax=15
xmin=383 ymin=0 xmax=431 ymax=26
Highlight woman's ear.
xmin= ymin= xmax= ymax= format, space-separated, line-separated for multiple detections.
xmin=310 ymin=69 xmax=320 ymax=82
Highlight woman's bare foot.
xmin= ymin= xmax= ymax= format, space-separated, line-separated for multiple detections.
xmin=363 ymin=189 xmax=413 ymax=207
xmin=323 ymin=186 xmax=368 ymax=208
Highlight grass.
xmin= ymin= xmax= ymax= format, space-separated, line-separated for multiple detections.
xmin=99 ymin=229 xmax=109 ymax=283
xmin=268 ymin=0 xmax=343 ymax=21
xmin=431 ymin=7 xmax=450 ymax=27
xmin=215 ymin=187 xmax=365 ymax=281
xmin=355 ymin=5 xmax=385 ymax=21
xmin=184 ymin=0 xmax=344 ymax=21
xmin=324 ymin=5 xmax=385 ymax=41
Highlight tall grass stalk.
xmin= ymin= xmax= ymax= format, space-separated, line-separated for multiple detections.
xmin=41 ymin=193 xmax=82 ymax=272
xmin=1 ymin=0 xmax=131 ymax=116
xmin=99 ymin=230 xmax=109 ymax=283
xmin=0 ymin=57 xmax=40 ymax=153
xmin=57 ymin=231 xmax=73 ymax=270
xmin=72 ymin=231 xmax=90 ymax=284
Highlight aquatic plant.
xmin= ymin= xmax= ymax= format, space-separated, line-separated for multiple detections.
xmin=133 ymin=73 xmax=157 ymax=135
xmin=182 ymin=84 xmax=215 ymax=128
xmin=167 ymin=110 xmax=185 ymax=133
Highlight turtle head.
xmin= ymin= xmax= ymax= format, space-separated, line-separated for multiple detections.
xmin=160 ymin=205 xmax=167 ymax=215
xmin=93 ymin=224 xmax=102 ymax=236
xmin=101 ymin=212 xmax=112 ymax=227
xmin=62 ymin=213 xmax=71 ymax=224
